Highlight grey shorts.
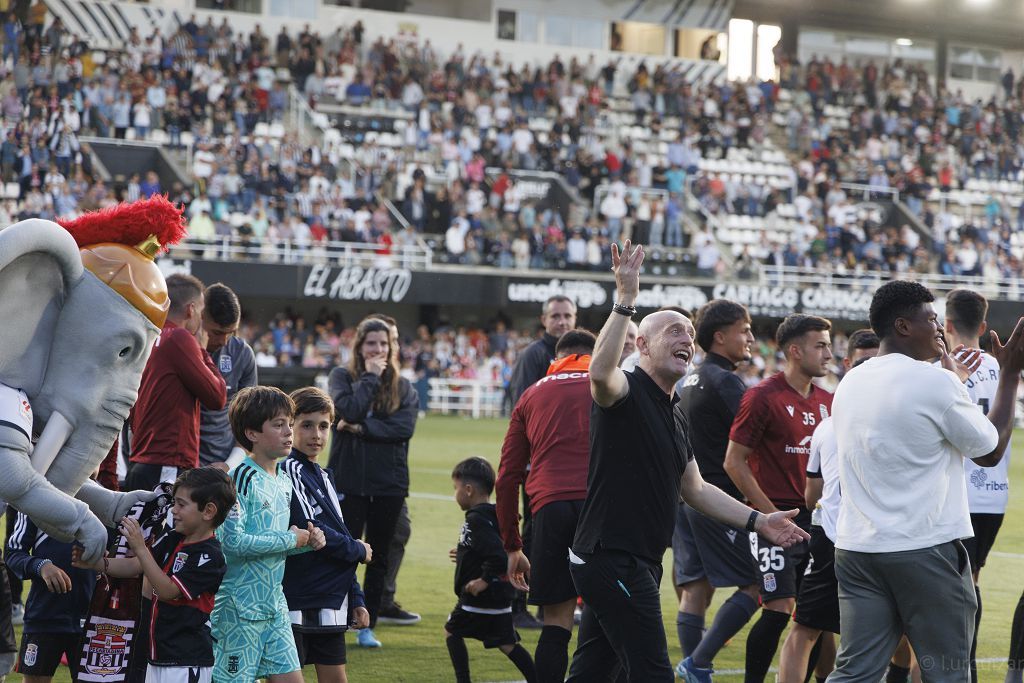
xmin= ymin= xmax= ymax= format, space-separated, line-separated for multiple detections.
xmin=672 ymin=502 xmax=759 ymax=588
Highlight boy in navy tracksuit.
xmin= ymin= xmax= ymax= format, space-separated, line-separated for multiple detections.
xmin=447 ymin=457 xmax=536 ymax=683
xmin=283 ymin=387 xmax=371 ymax=682
xmin=6 ymin=509 xmax=96 ymax=681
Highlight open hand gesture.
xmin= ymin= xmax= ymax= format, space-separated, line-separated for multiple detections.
xmin=118 ymin=517 xmax=145 ymax=553
xmin=611 ymin=239 xmax=644 ymax=303
xmin=939 ymin=343 xmax=983 ymax=383
xmin=755 ymin=509 xmax=811 ymax=548
xmin=990 ymin=317 xmax=1024 ymax=375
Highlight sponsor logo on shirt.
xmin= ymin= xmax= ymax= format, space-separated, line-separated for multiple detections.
xmin=18 ymin=397 xmax=31 ymax=422
xmin=786 ymin=405 xmax=795 ymax=417
xmin=173 ymin=552 xmax=188 ymax=573
xmin=261 ymin=499 xmax=271 ymax=510
xmin=969 ymin=468 xmax=1009 ymax=491
xmin=726 ymin=529 xmax=737 ymax=543
xmin=784 ymin=435 xmax=813 ymax=455
xmin=198 ymin=553 xmax=212 ymax=567
xmin=227 ymin=504 xmax=241 ymax=520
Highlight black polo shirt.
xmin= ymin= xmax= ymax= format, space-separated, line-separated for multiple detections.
xmin=573 ymin=367 xmax=694 ymax=564
xmin=675 ymin=352 xmax=747 ymax=499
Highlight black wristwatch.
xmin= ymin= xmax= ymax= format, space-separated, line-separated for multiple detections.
xmin=745 ymin=510 xmax=760 ymax=533
xmin=612 ymin=302 xmax=637 ymax=317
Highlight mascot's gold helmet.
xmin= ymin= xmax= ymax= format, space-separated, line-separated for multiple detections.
xmin=57 ymin=196 xmax=189 ymax=328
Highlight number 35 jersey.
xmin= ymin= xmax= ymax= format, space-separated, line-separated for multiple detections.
xmin=730 ymin=372 xmax=834 ymax=511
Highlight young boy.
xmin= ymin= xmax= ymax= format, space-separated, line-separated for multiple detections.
xmin=72 ymin=467 xmax=235 ymax=683
xmin=447 ymin=457 xmax=536 ymax=683
xmin=282 ymin=387 xmax=372 ymax=682
xmin=215 ymin=386 xmax=326 ymax=683
xmin=6 ymin=508 xmax=96 ymax=683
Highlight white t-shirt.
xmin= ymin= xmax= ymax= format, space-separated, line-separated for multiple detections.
xmin=832 ymin=353 xmax=997 ymax=553
xmin=962 ymin=353 xmax=1010 ymax=513
xmin=806 ymin=417 xmax=840 ymax=542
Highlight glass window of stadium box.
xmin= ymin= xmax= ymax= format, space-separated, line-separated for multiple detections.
xmin=674 ymin=27 xmax=728 ymax=62
xmin=798 ymin=29 xmax=936 ymax=77
xmin=196 ymin=0 xmax=262 ymax=12
xmin=268 ymin=0 xmax=316 ymax=19
xmin=949 ymin=45 xmax=1003 ymax=83
xmin=610 ymin=21 xmax=667 ymax=55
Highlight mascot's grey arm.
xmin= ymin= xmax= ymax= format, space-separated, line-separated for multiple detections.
xmin=0 ymin=429 xmax=108 ymax=565
xmin=75 ymin=479 xmax=160 ymax=529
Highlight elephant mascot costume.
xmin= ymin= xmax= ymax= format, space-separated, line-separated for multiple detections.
xmin=0 ymin=195 xmax=186 ymax=566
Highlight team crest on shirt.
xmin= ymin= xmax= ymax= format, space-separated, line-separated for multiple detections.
xmin=785 ymin=405 xmax=795 ymax=417
xmin=227 ymin=656 xmax=240 ymax=674
xmin=219 ymin=354 xmax=233 ymax=373
xmin=173 ymin=552 xmax=188 ymax=573
xmin=763 ymin=572 xmax=777 ymax=592
xmin=23 ymin=643 xmax=37 ymax=666
xmin=819 ymin=404 xmax=829 ymax=420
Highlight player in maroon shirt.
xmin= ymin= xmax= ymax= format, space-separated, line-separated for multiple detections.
xmin=724 ymin=314 xmax=834 ymax=683
xmin=127 ymin=274 xmax=227 ymax=492
xmin=496 ymin=330 xmax=596 ymax=683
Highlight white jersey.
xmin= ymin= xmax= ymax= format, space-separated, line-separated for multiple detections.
xmin=807 ymin=417 xmax=840 ymax=543
xmin=963 ymin=352 xmax=1010 ymax=513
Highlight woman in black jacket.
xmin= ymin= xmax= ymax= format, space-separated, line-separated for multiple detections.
xmin=328 ymin=316 xmax=418 ymax=648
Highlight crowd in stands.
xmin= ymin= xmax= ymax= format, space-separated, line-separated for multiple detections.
xmin=240 ymin=309 xmax=859 ymax=408
xmin=2 ymin=8 xmax=1024 ymax=282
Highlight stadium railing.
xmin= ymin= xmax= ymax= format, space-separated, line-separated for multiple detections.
xmin=838 ymin=182 xmax=900 ymax=203
xmin=426 ymin=378 xmax=506 ymax=418
xmin=171 ymin=236 xmax=433 ymax=270
xmin=761 ymin=264 xmax=1014 ymax=298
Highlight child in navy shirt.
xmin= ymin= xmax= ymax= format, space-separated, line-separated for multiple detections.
xmin=283 ymin=387 xmax=371 ymax=682
xmin=6 ymin=509 xmax=96 ymax=682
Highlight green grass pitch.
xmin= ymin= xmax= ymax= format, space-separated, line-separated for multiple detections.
xmin=6 ymin=416 xmax=1024 ymax=681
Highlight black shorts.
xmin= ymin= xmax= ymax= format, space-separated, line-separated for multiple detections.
xmin=963 ymin=513 xmax=1004 ymax=572
xmin=673 ymin=502 xmax=759 ymax=588
xmin=292 ymin=628 xmax=346 ymax=666
xmin=18 ymin=631 xmax=80 ymax=677
xmin=528 ymin=500 xmax=584 ymax=606
xmin=751 ymin=507 xmax=811 ymax=601
xmin=445 ymin=605 xmax=519 ymax=649
xmin=792 ymin=525 xmax=839 ymax=634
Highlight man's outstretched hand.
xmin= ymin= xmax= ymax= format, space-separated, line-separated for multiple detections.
xmin=755 ymin=509 xmax=811 ymax=547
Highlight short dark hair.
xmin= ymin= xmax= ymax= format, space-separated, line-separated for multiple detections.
xmin=869 ymin=280 xmax=934 ymax=340
xmin=543 ymin=295 xmax=576 ymax=315
xmin=695 ymin=300 xmax=750 ymax=352
xmin=451 ymin=456 xmax=495 ymax=495
xmin=945 ymin=289 xmax=988 ymax=339
xmin=847 ymin=328 xmax=880 ymax=353
xmin=166 ymin=274 xmax=205 ymax=317
xmin=290 ymin=386 xmax=335 ymax=422
xmin=229 ymin=386 xmax=295 ymax=451
xmin=555 ymin=329 xmax=597 ymax=357
xmin=173 ymin=467 xmax=236 ymax=528
xmin=204 ymin=283 xmax=241 ymax=327
xmin=776 ymin=314 xmax=832 ymax=352
xmin=657 ymin=305 xmax=693 ymax=320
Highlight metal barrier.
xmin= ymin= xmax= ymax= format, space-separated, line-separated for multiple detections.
xmin=169 ymin=236 xmax=433 ymax=270
xmin=426 ymin=379 xmax=507 ymax=418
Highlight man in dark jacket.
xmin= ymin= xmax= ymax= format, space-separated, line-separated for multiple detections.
xmin=509 ymin=295 xmax=577 ymax=404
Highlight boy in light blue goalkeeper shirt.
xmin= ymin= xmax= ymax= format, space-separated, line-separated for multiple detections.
xmin=213 ymin=386 xmax=326 ymax=683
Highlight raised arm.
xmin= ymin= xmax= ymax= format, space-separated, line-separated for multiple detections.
xmin=591 ymin=240 xmax=644 ymax=407
xmin=973 ymin=319 xmax=1024 ymax=466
